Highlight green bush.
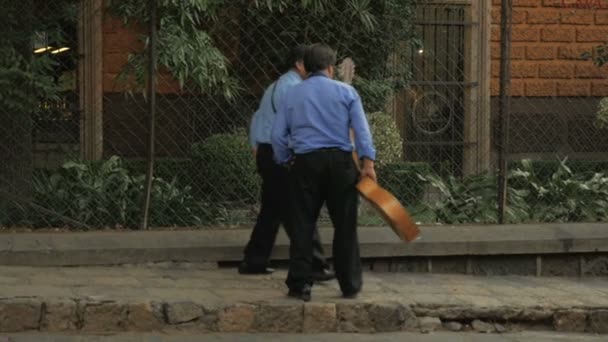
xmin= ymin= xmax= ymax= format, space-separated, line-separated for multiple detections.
xmin=26 ymin=156 xmax=211 ymax=228
xmin=354 ymin=77 xmax=393 ymax=113
xmin=509 ymin=159 xmax=608 ymax=181
xmin=367 ymin=111 xmax=403 ymax=167
xmin=414 ymin=173 xmax=530 ymax=224
xmin=510 ymin=159 xmax=608 ymax=222
xmin=191 ymin=131 xmax=259 ymax=204
xmin=378 ymin=162 xmax=431 ymax=206
xmin=596 ymin=97 xmax=608 ymax=129
xmin=123 ymin=158 xmax=191 ymax=186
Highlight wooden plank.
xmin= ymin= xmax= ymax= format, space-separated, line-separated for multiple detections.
xmin=463 ymin=0 xmax=491 ymax=175
xmin=79 ymin=0 xmax=104 ymax=160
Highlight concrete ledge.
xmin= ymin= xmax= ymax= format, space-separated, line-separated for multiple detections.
xmin=0 ymin=223 xmax=607 ymax=266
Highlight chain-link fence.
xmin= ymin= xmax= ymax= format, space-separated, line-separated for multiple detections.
xmin=2 ymin=0 xmax=608 ymax=230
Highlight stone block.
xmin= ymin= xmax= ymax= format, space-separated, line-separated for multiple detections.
xmin=553 ymin=310 xmax=587 ymax=332
xmin=166 ymin=302 xmax=202 ymax=324
xmin=419 ymin=316 xmax=441 ymax=333
xmin=0 ymin=299 xmax=41 ymax=332
xmin=255 ymin=303 xmax=303 ymax=333
xmin=443 ymin=321 xmax=463 ymax=331
xmin=217 ymin=304 xmax=256 ymax=333
xmin=127 ymin=303 xmax=165 ymax=331
xmin=303 ymin=303 xmax=337 ymax=333
xmin=472 ymin=319 xmax=495 ymax=333
xmin=337 ymin=303 xmax=373 ymax=333
xmin=43 ymin=300 xmax=78 ymax=332
xmin=81 ymin=302 xmax=126 ymax=332
xmin=589 ymin=310 xmax=608 ymax=334
xmin=368 ymin=303 xmax=414 ymax=332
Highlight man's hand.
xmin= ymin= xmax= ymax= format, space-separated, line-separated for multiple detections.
xmin=360 ymin=158 xmax=377 ymax=183
xmin=252 ymin=147 xmax=257 ymax=159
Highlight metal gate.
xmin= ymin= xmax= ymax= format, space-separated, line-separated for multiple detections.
xmin=394 ymin=0 xmax=490 ymax=177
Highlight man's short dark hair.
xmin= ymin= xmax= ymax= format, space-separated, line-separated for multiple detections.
xmin=284 ymin=44 xmax=307 ymax=72
xmin=304 ymin=44 xmax=337 ymax=73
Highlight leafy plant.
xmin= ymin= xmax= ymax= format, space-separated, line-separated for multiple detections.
xmin=414 ymin=173 xmax=530 ymax=224
xmin=28 ymin=156 xmax=210 ymax=228
xmin=191 ymin=130 xmax=259 ymax=204
xmin=353 ymin=77 xmax=393 ymax=113
xmin=367 ymin=111 xmax=403 ymax=167
xmin=1 ymin=0 xmax=78 ymax=209
xmin=378 ymin=162 xmax=431 ymax=206
xmin=108 ymin=0 xmax=238 ymax=99
xmin=596 ymin=97 xmax=608 ymax=129
xmin=509 ymin=159 xmax=608 ymax=222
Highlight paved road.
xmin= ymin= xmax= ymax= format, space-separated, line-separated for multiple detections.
xmin=1 ymin=332 xmax=605 ymax=342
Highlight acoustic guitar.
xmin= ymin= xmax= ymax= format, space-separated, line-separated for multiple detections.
xmin=337 ymin=58 xmax=421 ymax=243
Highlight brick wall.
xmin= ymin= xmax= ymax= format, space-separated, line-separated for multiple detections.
xmin=102 ymin=11 xmax=181 ymax=94
xmin=491 ymin=0 xmax=608 ymax=97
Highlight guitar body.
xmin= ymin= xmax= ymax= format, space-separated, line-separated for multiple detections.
xmin=339 ymin=57 xmax=420 ymax=242
xmin=356 ymin=176 xmax=421 ymax=242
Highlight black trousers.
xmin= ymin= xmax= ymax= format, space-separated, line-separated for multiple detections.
xmin=243 ymin=144 xmax=329 ymax=270
xmin=285 ymin=149 xmax=362 ymax=294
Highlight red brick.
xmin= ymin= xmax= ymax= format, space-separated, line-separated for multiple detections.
xmin=514 ymin=0 xmax=541 ymax=6
xmin=575 ymin=64 xmax=608 ymax=78
xmin=103 ymin=16 xmax=124 ymax=34
xmin=491 ymin=78 xmax=525 ymax=96
xmin=560 ymin=0 xmax=608 ymax=9
xmin=514 ymin=10 xmax=529 ymax=23
xmin=592 ymin=81 xmax=608 ymax=95
xmin=494 ymin=9 xmax=528 ymax=23
xmin=103 ymin=32 xmax=144 ymax=54
xmin=527 ymin=46 xmax=557 ymax=59
xmin=492 ymin=26 xmax=501 ymax=42
xmin=157 ymin=73 xmax=182 ymax=94
xmin=103 ymin=53 xmax=129 ymax=74
xmin=540 ymin=63 xmax=575 ymax=77
xmin=542 ymin=0 xmax=564 ymax=6
xmin=492 ymin=63 xmax=501 ymax=77
xmin=492 ymin=44 xmax=526 ymax=60
xmin=513 ymin=27 xmax=540 ymax=41
xmin=511 ymin=80 xmax=526 ymax=96
xmin=558 ymin=45 xmax=597 ymax=59
xmin=513 ymin=62 xmax=538 ymax=77
xmin=556 ymin=0 xmax=608 ymax=10
xmin=560 ymin=11 xmax=594 ymax=24
xmin=557 ymin=80 xmax=591 ymax=95
xmin=513 ymin=45 xmax=527 ymax=59
xmin=541 ymin=27 xmax=576 ymax=41
xmin=103 ymin=73 xmax=124 ymax=93
xmin=576 ymin=28 xmax=608 ymax=42
xmin=491 ymin=79 xmax=500 ymax=96
xmin=596 ymin=11 xmax=608 ymax=24
xmin=526 ymin=80 xmax=557 ymax=96
xmin=492 ymin=8 xmax=502 ymax=24
xmin=527 ymin=9 xmax=561 ymax=24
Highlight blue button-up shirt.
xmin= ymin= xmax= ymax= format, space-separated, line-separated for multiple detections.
xmin=249 ymin=70 xmax=302 ymax=147
xmin=271 ymin=73 xmax=376 ymax=163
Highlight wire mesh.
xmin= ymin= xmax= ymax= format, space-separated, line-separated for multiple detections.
xmin=1 ymin=0 xmax=608 ymax=230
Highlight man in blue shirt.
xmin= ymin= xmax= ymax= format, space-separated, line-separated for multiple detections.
xmin=241 ymin=45 xmax=333 ymax=281
xmin=272 ymin=44 xmax=377 ymax=301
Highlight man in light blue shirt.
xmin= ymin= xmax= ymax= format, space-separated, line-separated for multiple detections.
xmin=272 ymin=44 xmax=377 ymax=302
xmin=240 ymin=45 xmax=332 ymax=281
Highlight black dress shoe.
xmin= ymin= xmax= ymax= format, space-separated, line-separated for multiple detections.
xmin=238 ymin=262 xmax=275 ymax=275
xmin=312 ymin=268 xmax=335 ymax=282
xmin=287 ymin=285 xmax=312 ymax=302
xmin=342 ymin=290 xmax=359 ymax=299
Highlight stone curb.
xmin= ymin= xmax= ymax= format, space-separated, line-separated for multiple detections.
xmin=0 ymin=298 xmax=607 ymax=334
